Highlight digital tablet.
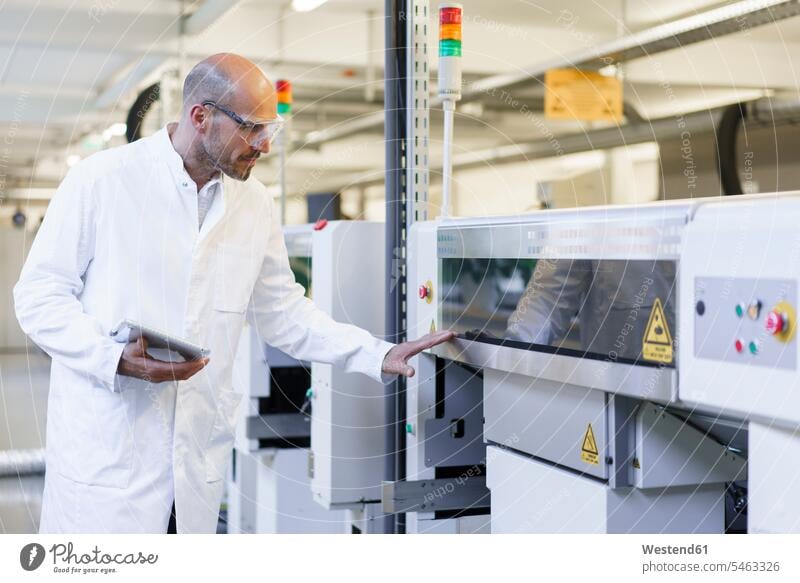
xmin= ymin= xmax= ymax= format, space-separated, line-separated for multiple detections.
xmin=110 ymin=319 xmax=210 ymax=361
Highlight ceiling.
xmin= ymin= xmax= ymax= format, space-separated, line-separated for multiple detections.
xmin=0 ymin=0 xmax=799 ymax=196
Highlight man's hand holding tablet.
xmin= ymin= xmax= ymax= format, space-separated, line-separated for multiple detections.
xmin=111 ymin=320 xmax=210 ymax=383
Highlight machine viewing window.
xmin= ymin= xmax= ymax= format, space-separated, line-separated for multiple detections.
xmin=440 ymin=257 xmax=677 ymax=367
xmin=289 ymin=256 xmax=312 ymax=298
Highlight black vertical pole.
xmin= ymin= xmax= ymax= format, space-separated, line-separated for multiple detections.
xmin=384 ymin=0 xmax=408 ymax=534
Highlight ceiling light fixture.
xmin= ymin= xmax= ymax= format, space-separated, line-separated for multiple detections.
xmin=291 ymin=0 xmax=328 ymax=13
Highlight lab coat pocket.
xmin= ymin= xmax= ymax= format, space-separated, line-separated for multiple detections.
xmin=56 ymin=380 xmax=138 ymax=489
xmin=204 ymin=389 xmax=244 ymax=482
xmin=214 ymin=244 xmax=256 ymax=313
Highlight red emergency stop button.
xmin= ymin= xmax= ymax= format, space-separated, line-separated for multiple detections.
xmin=419 ymin=284 xmax=430 ymax=299
xmin=766 ymin=310 xmax=787 ymax=335
xmin=419 ymin=280 xmax=433 ymax=303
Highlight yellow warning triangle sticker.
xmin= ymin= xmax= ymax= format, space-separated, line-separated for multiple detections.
xmin=642 ymin=298 xmax=673 ymax=364
xmin=580 ymin=423 xmax=599 ymax=465
xmin=430 ymin=319 xmax=437 ymax=333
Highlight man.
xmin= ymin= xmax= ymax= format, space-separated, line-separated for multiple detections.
xmin=14 ymin=53 xmax=452 ymax=534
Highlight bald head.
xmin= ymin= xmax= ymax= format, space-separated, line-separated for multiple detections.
xmin=182 ymin=59 xmax=232 ymax=107
xmin=182 ymin=53 xmax=276 ymax=117
xmin=174 ymin=53 xmax=279 ymax=183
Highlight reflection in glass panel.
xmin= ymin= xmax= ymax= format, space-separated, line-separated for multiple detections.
xmin=289 ymin=256 xmax=312 ymax=299
xmin=440 ymin=257 xmax=677 ymax=366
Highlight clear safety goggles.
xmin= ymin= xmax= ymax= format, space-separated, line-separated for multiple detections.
xmin=202 ymin=100 xmax=285 ymax=146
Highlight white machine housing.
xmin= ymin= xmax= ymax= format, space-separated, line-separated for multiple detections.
xmin=407 ymin=199 xmax=761 ymax=534
xmin=679 ymin=193 xmax=800 ymax=533
xmin=226 ymin=447 xmax=344 ymax=534
xmin=405 ymin=220 xmax=490 ymax=534
xmin=307 ymin=221 xmax=388 ymax=512
xmin=229 ymin=224 xmax=342 ymax=533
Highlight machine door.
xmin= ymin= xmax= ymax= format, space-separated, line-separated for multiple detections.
xmin=440 ymin=256 xmax=677 ymax=368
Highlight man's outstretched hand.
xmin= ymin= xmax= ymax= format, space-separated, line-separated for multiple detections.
xmin=381 ymin=330 xmax=455 ymax=378
xmin=117 ymin=336 xmax=209 ymax=383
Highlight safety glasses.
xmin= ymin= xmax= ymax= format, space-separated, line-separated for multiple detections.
xmin=202 ymin=100 xmax=285 ymax=146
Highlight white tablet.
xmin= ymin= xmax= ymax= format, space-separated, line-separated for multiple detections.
xmin=110 ymin=319 xmax=210 ymax=361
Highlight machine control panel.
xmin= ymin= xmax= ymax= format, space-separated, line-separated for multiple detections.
xmin=694 ymin=277 xmax=797 ymax=370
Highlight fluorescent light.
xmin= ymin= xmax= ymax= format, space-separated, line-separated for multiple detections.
xmin=292 ymin=0 xmax=328 ymax=12
xmin=66 ymin=155 xmax=81 ymax=167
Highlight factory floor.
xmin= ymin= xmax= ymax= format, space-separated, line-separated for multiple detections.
xmin=0 ymin=350 xmax=49 ymax=533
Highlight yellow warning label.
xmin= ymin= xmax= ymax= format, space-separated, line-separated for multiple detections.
xmin=430 ymin=319 xmax=437 ymax=333
xmin=544 ymin=68 xmax=623 ymax=122
xmin=643 ymin=298 xmax=673 ymax=364
xmin=580 ymin=423 xmax=599 ymax=465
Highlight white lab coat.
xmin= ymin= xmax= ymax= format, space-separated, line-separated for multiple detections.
xmin=14 ymin=127 xmax=393 ymax=534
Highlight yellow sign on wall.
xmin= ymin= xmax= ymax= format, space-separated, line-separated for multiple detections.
xmin=544 ymin=68 xmax=623 ymax=122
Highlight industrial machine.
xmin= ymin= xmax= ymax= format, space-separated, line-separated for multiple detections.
xmin=389 ymin=194 xmax=800 ymax=533
xmin=679 ymin=194 xmax=800 ymax=534
xmin=227 ymin=220 xmax=387 ymax=534
xmin=226 ymin=195 xmax=800 ymax=534
xmin=305 ymin=221 xmax=388 ymax=534
xmin=373 ymin=0 xmax=800 ymax=534
xmin=227 ymin=223 xmax=341 ymax=534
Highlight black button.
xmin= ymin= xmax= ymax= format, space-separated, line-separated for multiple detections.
xmin=696 ymin=300 xmax=706 ymax=316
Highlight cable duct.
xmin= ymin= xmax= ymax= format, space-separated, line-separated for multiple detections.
xmin=715 ymin=103 xmax=748 ymax=196
xmin=0 ymin=448 xmax=45 ymax=478
xmin=125 ymin=82 xmax=161 ymax=143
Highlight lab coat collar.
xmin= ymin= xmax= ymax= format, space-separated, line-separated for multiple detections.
xmin=154 ymin=126 xmax=228 ymax=240
xmin=155 ymin=125 xmax=224 ymax=194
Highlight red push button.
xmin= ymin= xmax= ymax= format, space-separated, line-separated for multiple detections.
xmin=419 ymin=284 xmax=430 ymax=300
xmin=734 ymin=339 xmax=744 ymax=353
xmin=766 ymin=310 xmax=787 ymax=335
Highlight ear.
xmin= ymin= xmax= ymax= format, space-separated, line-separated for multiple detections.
xmin=188 ymin=104 xmax=208 ymax=132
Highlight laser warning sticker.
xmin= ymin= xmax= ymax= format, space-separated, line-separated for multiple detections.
xmin=430 ymin=319 xmax=437 ymax=333
xmin=580 ymin=423 xmax=599 ymax=465
xmin=643 ymin=298 xmax=673 ymax=364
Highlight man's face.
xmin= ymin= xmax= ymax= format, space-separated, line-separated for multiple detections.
xmin=199 ymin=91 xmax=278 ymax=181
